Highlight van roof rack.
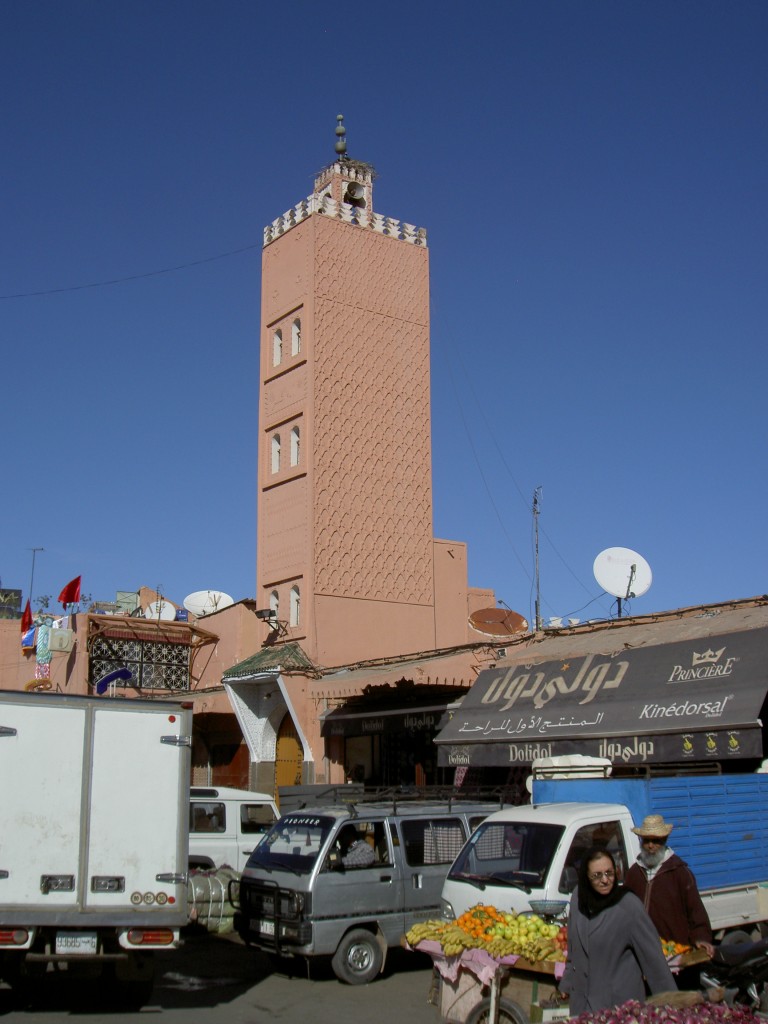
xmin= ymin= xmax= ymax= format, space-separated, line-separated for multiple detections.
xmin=278 ymin=783 xmax=519 ymax=815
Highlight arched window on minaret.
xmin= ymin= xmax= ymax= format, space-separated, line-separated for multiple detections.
xmin=271 ymin=433 xmax=281 ymax=473
xmin=291 ymin=318 xmax=301 ymax=356
xmin=290 ymin=426 xmax=300 ymax=466
xmin=289 ymin=585 xmax=300 ymax=627
xmin=273 ymin=329 xmax=282 ymax=366
xmin=270 ymin=589 xmax=279 ymax=618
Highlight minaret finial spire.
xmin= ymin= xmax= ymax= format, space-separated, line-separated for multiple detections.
xmin=334 ymin=114 xmax=347 ymax=158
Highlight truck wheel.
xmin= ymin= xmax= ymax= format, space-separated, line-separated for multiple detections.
xmin=466 ymin=996 xmax=529 ymax=1024
xmin=331 ymin=929 xmax=383 ymax=984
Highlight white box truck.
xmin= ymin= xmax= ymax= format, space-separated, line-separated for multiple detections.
xmin=0 ymin=690 xmax=192 ymax=1006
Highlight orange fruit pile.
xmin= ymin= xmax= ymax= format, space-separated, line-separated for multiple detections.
xmin=457 ymin=905 xmax=506 ymax=941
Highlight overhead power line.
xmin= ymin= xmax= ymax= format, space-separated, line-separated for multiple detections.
xmin=0 ymin=242 xmax=263 ymax=300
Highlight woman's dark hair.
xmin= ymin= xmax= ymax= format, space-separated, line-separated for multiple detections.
xmin=577 ymin=845 xmax=616 ymax=892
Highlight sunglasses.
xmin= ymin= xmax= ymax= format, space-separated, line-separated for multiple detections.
xmin=640 ymin=836 xmax=667 ymax=845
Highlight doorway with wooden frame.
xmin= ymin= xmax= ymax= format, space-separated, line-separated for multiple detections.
xmin=274 ymin=712 xmax=303 ymax=806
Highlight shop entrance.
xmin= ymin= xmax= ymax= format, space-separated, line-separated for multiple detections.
xmin=344 ymin=730 xmax=452 ymax=787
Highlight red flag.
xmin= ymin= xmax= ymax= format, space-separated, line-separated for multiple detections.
xmin=21 ymin=599 xmax=33 ymax=633
xmin=58 ymin=575 xmax=82 ymax=607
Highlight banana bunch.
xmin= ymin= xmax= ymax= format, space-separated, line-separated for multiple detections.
xmin=440 ymin=924 xmax=483 ymax=957
xmin=405 ymin=919 xmax=450 ymax=946
xmin=484 ymin=936 xmax=521 ymax=960
xmin=518 ymin=937 xmax=558 ymax=963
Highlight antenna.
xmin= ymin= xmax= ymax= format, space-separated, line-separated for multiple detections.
xmin=593 ymin=547 xmax=652 ymax=618
xmin=28 ymin=547 xmax=44 ymax=603
xmin=533 ymin=488 xmax=542 ymax=631
xmin=144 ymin=599 xmax=176 ymax=622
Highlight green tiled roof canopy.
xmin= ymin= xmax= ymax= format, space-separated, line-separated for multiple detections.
xmin=222 ymin=642 xmax=317 ymax=680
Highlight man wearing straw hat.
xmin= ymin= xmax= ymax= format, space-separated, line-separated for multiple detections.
xmin=625 ymin=813 xmax=714 ymax=963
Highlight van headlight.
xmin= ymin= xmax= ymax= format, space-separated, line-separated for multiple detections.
xmin=440 ymin=898 xmax=455 ymax=920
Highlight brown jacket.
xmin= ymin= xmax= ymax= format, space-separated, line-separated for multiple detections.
xmin=624 ymin=853 xmax=712 ymax=947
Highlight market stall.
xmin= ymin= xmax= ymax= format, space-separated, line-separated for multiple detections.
xmin=412 ymin=940 xmax=566 ymax=1024
xmin=404 ymin=904 xmax=569 ymax=1024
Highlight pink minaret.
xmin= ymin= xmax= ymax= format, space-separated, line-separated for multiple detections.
xmin=257 ymin=116 xmax=436 ymax=666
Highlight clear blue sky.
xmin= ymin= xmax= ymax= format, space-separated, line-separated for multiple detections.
xmin=3 ymin=1 xmax=767 ymax=628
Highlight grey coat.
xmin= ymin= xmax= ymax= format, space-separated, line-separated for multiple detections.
xmin=560 ymin=887 xmax=676 ymax=1015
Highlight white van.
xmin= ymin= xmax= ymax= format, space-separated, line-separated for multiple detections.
xmin=189 ymin=786 xmax=279 ymax=872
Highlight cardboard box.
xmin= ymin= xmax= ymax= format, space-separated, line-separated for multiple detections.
xmin=530 ymin=1002 xmax=570 ymax=1022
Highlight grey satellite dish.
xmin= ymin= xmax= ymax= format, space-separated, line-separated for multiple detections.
xmin=183 ymin=590 xmax=234 ymax=617
xmin=145 ymin=599 xmax=176 ymax=622
xmin=593 ymin=547 xmax=652 ymax=617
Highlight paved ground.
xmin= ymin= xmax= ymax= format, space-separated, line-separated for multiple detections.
xmin=0 ymin=928 xmax=441 ymax=1024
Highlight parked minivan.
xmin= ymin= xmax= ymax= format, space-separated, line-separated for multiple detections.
xmin=232 ymin=797 xmax=502 ymax=983
xmin=189 ymin=786 xmax=279 ymax=872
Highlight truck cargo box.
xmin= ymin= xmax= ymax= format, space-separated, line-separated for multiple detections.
xmin=532 ymin=774 xmax=768 ymax=891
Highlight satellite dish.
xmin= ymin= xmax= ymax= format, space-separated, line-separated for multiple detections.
xmin=469 ymin=607 xmax=529 ymax=638
xmin=145 ymin=599 xmax=176 ymax=622
xmin=183 ymin=590 xmax=234 ymax=617
xmin=593 ymin=547 xmax=652 ymax=617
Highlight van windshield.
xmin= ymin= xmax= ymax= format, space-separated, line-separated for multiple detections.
xmin=447 ymin=820 xmax=564 ymax=892
xmin=245 ymin=814 xmax=335 ymax=874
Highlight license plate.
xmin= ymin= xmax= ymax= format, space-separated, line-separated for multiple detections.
xmin=252 ymin=918 xmax=275 ymax=937
xmin=55 ymin=931 xmax=98 ymax=955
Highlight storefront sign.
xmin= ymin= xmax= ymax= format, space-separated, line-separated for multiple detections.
xmin=434 ymin=627 xmax=768 ymax=764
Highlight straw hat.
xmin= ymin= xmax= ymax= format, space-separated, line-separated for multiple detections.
xmin=632 ymin=814 xmax=674 ymax=837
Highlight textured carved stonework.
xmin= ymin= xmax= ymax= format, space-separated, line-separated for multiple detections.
xmin=312 ymin=219 xmax=433 ymax=605
xmin=314 ymin=217 xmax=428 ymax=323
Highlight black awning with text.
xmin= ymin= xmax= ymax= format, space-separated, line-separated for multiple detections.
xmin=434 ymin=627 xmax=768 ymax=768
xmin=321 ymin=703 xmax=449 ymax=738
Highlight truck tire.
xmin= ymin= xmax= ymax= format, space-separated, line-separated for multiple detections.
xmin=466 ymin=996 xmax=529 ymax=1024
xmin=331 ymin=928 xmax=383 ymax=984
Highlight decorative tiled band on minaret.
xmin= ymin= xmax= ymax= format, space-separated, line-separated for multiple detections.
xmin=263 ymin=192 xmax=427 ymax=248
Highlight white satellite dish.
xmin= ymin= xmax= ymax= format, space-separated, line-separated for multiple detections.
xmin=183 ymin=590 xmax=234 ymax=617
xmin=145 ymin=599 xmax=176 ymax=622
xmin=593 ymin=547 xmax=652 ymax=616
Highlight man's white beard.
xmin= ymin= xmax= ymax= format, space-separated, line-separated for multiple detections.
xmin=639 ymin=846 xmax=666 ymax=868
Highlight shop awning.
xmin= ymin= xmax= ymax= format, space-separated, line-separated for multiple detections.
xmin=321 ymin=702 xmax=451 ymax=738
xmin=435 ymin=627 xmax=768 ymax=768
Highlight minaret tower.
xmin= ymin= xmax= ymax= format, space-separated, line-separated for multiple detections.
xmin=257 ymin=116 xmax=434 ymax=666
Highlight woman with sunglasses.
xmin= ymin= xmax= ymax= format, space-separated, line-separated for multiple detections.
xmin=559 ymin=845 xmax=675 ymax=1014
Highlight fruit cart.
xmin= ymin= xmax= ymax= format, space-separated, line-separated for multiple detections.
xmin=404 ymin=902 xmax=570 ymax=1024
xmin=408 ymin=939 xmax=567 ymax=1024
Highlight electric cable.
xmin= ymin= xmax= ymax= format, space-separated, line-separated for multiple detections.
xmin=0 ymin=241 xmax=262 ymax=299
